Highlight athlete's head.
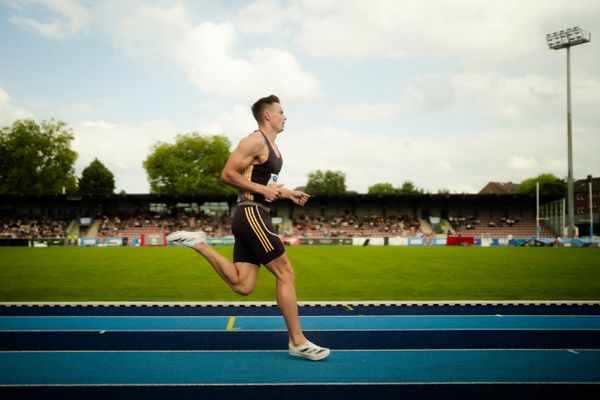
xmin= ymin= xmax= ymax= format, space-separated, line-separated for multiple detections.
xmin=252 ymin=95 xmax=280 ymax=123
xmin=252 ymin=95 xmax=286 ymax=133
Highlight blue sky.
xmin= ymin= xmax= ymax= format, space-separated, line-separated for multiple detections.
xmin=1 ymin=0 xmax=599 ymax=194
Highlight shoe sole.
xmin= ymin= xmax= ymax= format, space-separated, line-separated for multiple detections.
xmin=166 ymin=232 xmax=206 ymax=246
xmin=289 ymin=349 xmax=331 ymax=361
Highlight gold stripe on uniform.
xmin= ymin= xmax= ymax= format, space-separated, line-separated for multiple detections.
xmin=245 ymin=207 xmax=273 ymax=252
xmin=244 ymin=207 xmax=272 ymax=252
xmin=244 ymin=207 xmax=273 ymax=252
xmin=242 ymin=165 xmax=254 ymax=201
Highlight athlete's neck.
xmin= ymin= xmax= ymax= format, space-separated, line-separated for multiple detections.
xmin=258 ymin=126 xmax=278 ymax=143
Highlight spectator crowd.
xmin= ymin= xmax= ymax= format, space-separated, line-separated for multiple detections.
xmin=95 ymin=214 xmax=232 ymax=238
xmin=0 ymin=216 xmax=69 ymax=239
xmin=287 ymin=214 xmax=422 ymax=238
xmin=1 ymin=213 xmax=552 ymax=240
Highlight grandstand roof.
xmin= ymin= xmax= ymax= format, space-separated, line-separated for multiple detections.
xmin=478 ymin=182 xmax=520 ymax=195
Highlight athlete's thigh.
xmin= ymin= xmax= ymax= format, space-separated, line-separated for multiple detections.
xmin=232 ymin=205 xmax=285 ymax=266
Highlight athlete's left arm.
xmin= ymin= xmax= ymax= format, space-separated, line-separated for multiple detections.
xmin=280 ymin=188 xmax=311 ymax=206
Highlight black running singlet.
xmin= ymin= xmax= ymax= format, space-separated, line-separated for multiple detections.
xmin=237 ymin=130 xmax=283 ymax=207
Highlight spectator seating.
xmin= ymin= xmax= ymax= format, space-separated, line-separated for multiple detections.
xmin=449 ymin=216 xmax=554 ymax=238
xmin=289 ymin=214 xmax=422 ymax=238
xmin=0 ymin=217 xmax=70 ymax=239
xmin=0 ymin=213 xmax=556 ymax=241
xmin=96 ymin=214 xmax=232 ymax=239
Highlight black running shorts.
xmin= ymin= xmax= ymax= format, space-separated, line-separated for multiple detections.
xmin=232 ymin=204 xmax=285 ymax=266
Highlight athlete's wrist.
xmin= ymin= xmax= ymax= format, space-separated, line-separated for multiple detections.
xmin=278 ymin=188 xmax=290 ymax=199
xmin=255 ymin=183 xmax=266 ymax=195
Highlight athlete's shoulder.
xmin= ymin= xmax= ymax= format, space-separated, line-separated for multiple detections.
xmin=246 ymin=130 xmax=264 ymax=142
xmin=236 ymin=131 xmax=266 ymax=155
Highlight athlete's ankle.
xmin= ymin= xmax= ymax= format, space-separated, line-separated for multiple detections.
xmin=289 ymin=335 xmax=307 ymax=347
xmin=193 ymin=242 xmax=210 ymax=251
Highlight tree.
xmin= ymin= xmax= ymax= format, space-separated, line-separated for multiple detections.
xmin=400 ymin=180 xmax=426 ymax=195
xmin=79 ymin=158 xmax=115 ymax=194
xmin=368 ymin=182 xmax=397 ymax=195
xmin=517 ymin=173 xmax=566 ymax=196
xmin=0 ymin=119 xmax=77 ymax=194
xmin=305 ymin=170 xmax=346 ymax=194
xmin=143 ymin=133 xmax=235 ymax=195
xmin=398 ymin=180 xmax=426 ymax=195
xmin=367 ymin=180 xmax=426 ymax=195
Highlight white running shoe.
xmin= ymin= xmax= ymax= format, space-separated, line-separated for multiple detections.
xmin=289 ymin=340 xmax=331 ymax=361
xmin=166 ymin=230 xmax=207 ymax=247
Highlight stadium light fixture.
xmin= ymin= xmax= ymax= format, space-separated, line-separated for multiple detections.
xmin=546 ymin=27 xmax=591 ymax=238
xmin=546 ymin=27 xmax=591 ymax=50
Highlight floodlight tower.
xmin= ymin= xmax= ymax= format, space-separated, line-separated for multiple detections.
xmin=546 ymin=27 xmax=591 ymax=238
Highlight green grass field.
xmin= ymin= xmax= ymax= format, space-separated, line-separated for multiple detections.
xmin=1 ymin=246 xmax=599 ymax=302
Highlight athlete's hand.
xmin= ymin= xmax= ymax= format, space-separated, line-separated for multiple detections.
xmin=262 ymin=183 xmax=284 ymax=202
xmin=288 ymin=190 xmax=311 ymax=206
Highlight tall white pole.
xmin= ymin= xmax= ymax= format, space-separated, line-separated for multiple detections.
xmin=536 ymin=182 xmax=540 ymax=239
xmin=562 ymin=198 xmax=566 ymax=237
xmin=546 ymin=27 xmax=591 ymax=237
xmin=566 ymin=46 xmax=576 ymax=238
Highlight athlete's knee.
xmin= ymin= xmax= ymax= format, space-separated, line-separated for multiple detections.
xmin=282 ymin=263 xmax=295 ymax=285
xmin=234 ymin=287 xmax=253 ymax=296
xmin=234 ymin=283 xmax=254 ymax=296
xmin=231 ymin=262 xmax=258 ymax=296
xmin=268 ymin=257 xmax=295 ymax=285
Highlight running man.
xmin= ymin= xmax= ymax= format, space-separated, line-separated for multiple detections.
xmin=167 ymin=95 xmax=330 ymax=361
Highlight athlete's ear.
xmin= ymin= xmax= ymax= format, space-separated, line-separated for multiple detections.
xmin=263 ymin=109 xmax=271 ymax=121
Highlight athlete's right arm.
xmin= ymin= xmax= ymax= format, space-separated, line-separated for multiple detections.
xmin=220 ymin=134 xmax=282 ymax=201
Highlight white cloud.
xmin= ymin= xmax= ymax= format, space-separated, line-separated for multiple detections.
xmin=200 ymin=104 xmax=256 ymax=148
xmin=236 ymin=0 xmax=296 ymax=36
xmin=331 ymin=74 xmax=456 ymax=121
xmin=333 ymin=71 xmax=563 ymax=123
xmin=277 ymin=122 xmax=600 ymax=194
xmin=72 ymin=108 xmax=260 ymax=194
xmin=332 ymin=103 xmax=399 ymax=121
xmin=112 ymin=2 xmax=321 ymax=101
xmin=448 ymin=72 xmax=565 ymax=122
xmin=508 ymin=156 xmax=540 ymax=171
xmin=8 ymin=0 xmax=90 ymax=38
xmin=3 ymin=1 xmax=598 ymax=196
xmin=73 ymin=119 xmax=179 ymax=193
xmin=401 ymin=74 xmax=456 ymax=112
xmin=0 ymin=87 xmax=35 ymax=125
xmin=239 ymin=0 xmax=599 ymax=69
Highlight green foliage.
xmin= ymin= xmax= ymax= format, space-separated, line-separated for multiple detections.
xmin=78 ymin=158 xmax=115 ymax=194
xmin=0 ymin=119 xmax=78 ymax=194
xmin=368 ymin=182 xmax=397 ymax=194
xmin=517 ymin=173 xmax=566 ymax=196
xmin=399 ymin=180 xmax=426 ymax=194
xmin=367 ymin=180 xmax=426 ymax=195
xmin=305 ymin=170 xmax=346 ymax=194
xmin=143 ymin=133 xmax=235 ymax=195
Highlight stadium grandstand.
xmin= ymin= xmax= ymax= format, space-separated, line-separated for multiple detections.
xmin=0 ymin=192 xmax=581 ymax=247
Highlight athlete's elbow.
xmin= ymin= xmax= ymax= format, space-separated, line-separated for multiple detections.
xmin=220 ymin=170 xmax=233 ymax=185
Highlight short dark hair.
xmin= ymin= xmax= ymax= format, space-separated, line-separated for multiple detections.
xmin=251 ymin=95 xmax=280 ymax=123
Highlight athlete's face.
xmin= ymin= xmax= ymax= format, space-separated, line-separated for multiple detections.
xmin=266 ymin=103 xmax=286 ymax=133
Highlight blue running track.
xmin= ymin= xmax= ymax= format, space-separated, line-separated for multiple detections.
xmin=1 ymin=302 xmax=599 ymax=399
